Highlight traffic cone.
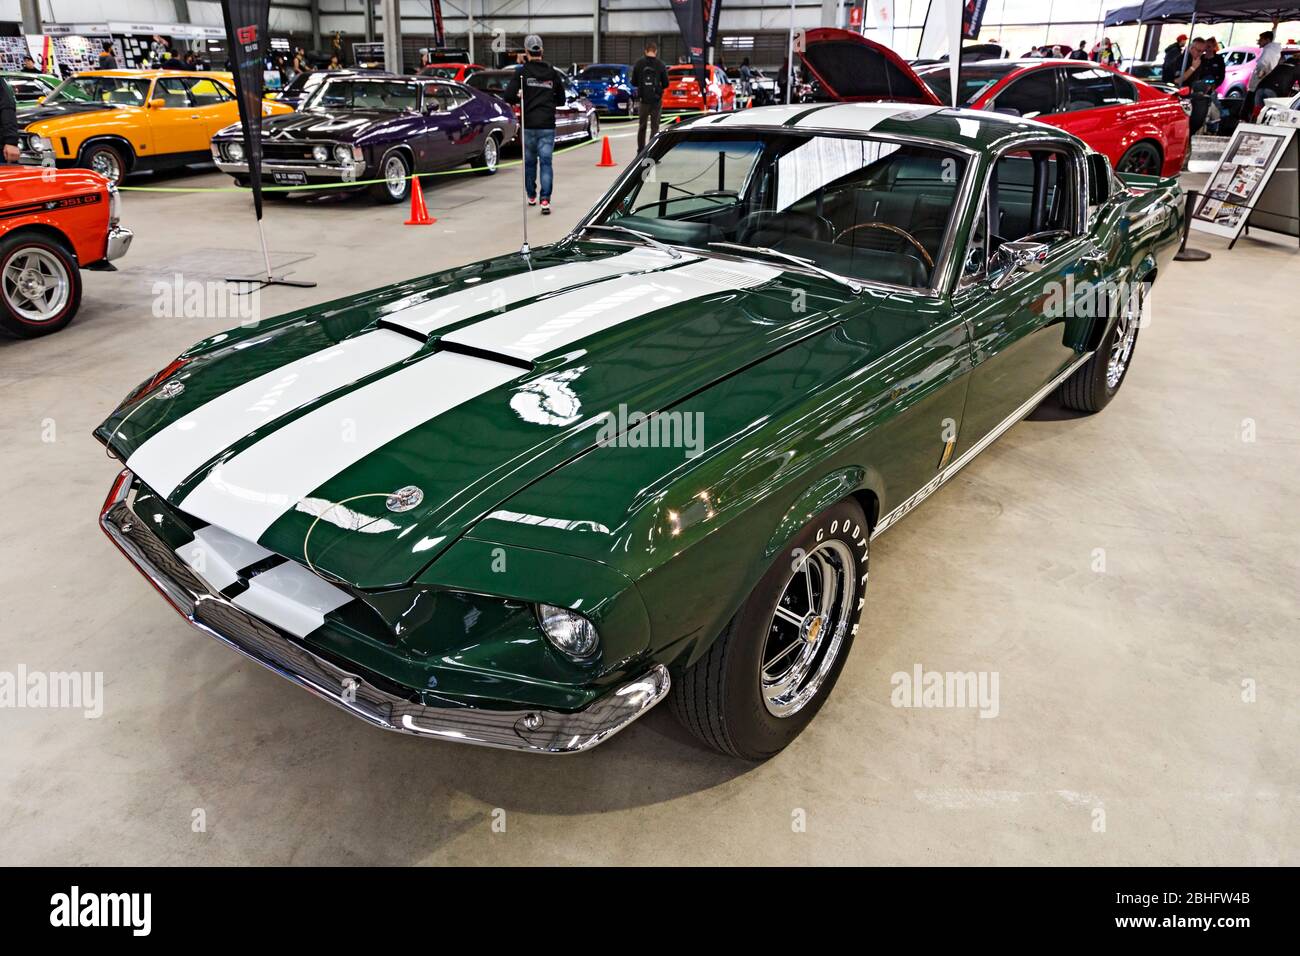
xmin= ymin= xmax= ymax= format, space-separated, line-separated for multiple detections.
xmin=596 ymin=136 xmax=617 ymax=167
xmin=404 ymin=175 xmax=436 ymax=225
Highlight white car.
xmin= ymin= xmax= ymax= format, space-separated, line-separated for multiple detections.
xmin=1259 ymin=91 xmax=1300 ymax=128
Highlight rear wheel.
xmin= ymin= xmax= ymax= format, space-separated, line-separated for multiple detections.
xmin=80 ymin=142 xmax=127 ymax=185
xmin=1116 ymin=141 xmax=1163 ymax=175
xmin=369 ymin=150 xmax=411 ymax=203
xmin=586 ymin=112 xmax=600 ymax=141
xmin=0 ymin=234 xmax=82 ymax=338
xmin=1057 ymin=277 xmax=1148 ymax=412
xmin=470 ymin=132 xmax=500 ymax=174
xmin=670 ymin=498 xmax=868 ymax=759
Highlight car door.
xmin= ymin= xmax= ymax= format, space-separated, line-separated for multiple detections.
xmin=441 ymin=82 xmax=482 ymax=161
xmin=149 ymin=76 xmax=213 ymax=156
xmin=1055 ymin=66 xmax=1137 ymax=166
xmin=419 ymin=82 xmax=463 ymax=168
xmin=951 ymin=141 xmax=1106 ymax=454
xmin=184 ymin=75 xmax=240 ymax=143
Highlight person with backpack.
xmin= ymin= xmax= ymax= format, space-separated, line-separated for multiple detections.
xmin=632 ymin=41 xmax=670 ymax=153
xmin=502 ymin=34 xmax=566 ymax=215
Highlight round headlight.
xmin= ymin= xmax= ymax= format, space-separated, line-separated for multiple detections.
xmin=227 ymin=141 xmax=245 ymax=162
xmin=334 ymin=144 xmax=352 ymax=163
xmin=536 ymin=604 xmax=600 ymax=659
xmin=312 ymin=145 xmax=329 ymax=162
xmin=29 ymin=135 xmax=52 ymax=152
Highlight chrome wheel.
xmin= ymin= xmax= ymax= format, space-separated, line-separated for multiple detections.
xmin=87 ymin=148 xmax=122 ymax=184
xmin=2 ymin=247 xmax=70 ymax=323
xmin=384 ymin=155 xmax=408 ymax=198
xmin=1106 ymin=287 xmax=1142 ymax=390
xmin=483 ymin=135 xmax=498 ymax=171
xmin=760 ymin=538 xmax=858 ymax=718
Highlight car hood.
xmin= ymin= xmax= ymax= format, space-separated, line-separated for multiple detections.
xmin=99 ymin=244 xmax=867 ymax=588
xmin=796 ymin=27 xmax=942 ymax=104
xmin=232 ymin=108 xmax=405 ymax=140
xmin=18 ymin=101 xmax=115 ymax=125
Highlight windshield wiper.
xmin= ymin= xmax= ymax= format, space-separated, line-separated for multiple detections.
xmin=708 ymin=242 xmax=862 ymax=294
xmin=578 ymin=224 xmax=683 ymax=259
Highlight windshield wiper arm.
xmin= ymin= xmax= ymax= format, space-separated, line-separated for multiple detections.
xmin=708 ymin=242 xmax=862 ymax=294
xmin=578 ymin=224 xmax=683 ymax=259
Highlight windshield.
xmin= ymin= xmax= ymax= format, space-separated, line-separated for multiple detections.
xmin=305 ymin=78 xmax=418 ymax=111
xmin=918 ymin=65 xmax=1012 ymax=105
xmin=590 ymin=129 xmax=968 ymax=289
xmin=579 ymin=67 xmax=622 ymax=82
xmin=46 ymin=75 xmax=152 ymax=107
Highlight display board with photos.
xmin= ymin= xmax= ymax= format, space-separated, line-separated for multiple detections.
xmin=1192 ymin=123 xmax=1298 ymax=241
xmin=49 ymin=35 xmax=126 ymax=75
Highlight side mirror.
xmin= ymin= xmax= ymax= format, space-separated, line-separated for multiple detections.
xmin=989 ymin=239 xmax=1051 ymax=290
xmin=148 ymin=98 xmax=165 ymax=109
xmin=1087 ymin=152 xmax=1112 ymax=204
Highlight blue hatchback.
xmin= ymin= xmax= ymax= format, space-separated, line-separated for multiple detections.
xmin=574 ymin=63 xmax=637 ymax=114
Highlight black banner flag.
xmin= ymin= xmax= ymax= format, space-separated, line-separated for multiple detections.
xmin=219 ymin=0 xmax=270 ymax=220
xmin=671 ymin=0 xmax=710 ymax=97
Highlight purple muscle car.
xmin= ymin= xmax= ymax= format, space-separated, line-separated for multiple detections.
xmin=211 ymin=73 xmax=519 ymax=203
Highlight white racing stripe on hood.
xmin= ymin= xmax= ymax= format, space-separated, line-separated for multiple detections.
xmin=126 ymin=329 xmax=422 ymax=498
xmin=382 ymin=246 xmax=692 ymax=337
xmin=443 ymin=258 xmax=782 ymax=360
xmin=173 ymin=257 xmax=780 ymax=545
xmin=177 ymin=352 xmax=520 ymax=544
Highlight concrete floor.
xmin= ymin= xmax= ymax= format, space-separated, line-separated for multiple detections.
xmin=0 ymin=126 xmax=1296 ymax=865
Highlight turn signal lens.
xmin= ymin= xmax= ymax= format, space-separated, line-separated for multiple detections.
xmin=536 ymin=604 xmax=600 ymax=659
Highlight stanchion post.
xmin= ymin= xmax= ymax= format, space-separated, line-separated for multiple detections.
xmin=1175 ymin=188 xmax=1212 ymax=262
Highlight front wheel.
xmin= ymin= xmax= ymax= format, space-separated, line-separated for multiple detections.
xmin=80 ymin=143 xmax=127 ymax=185
xmin=0 ymin=234 xmax=82 ymax=338
xmin=369 ymin=150 xmax=411 ymax=204
xmin=1056 ymin=277 xmax=1148 ymax=412
xmin=670 ymin=498 xmax=868 ymax=759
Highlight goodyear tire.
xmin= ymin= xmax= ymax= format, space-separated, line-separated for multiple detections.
xmin=671 ymin=498 xmax=868 ymax=759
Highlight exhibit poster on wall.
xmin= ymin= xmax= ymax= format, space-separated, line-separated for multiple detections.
xmin=1191 ymin=123 xmax=1297 ymax=241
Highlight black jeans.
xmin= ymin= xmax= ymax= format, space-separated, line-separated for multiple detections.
xmin=638 ymin=98 xmax=662 ymax=153
xmin=1189 ymin=94 xmax=1211 ymax=136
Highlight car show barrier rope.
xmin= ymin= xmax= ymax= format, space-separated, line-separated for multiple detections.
xmin=115 ymin=110 xmax=710 ymax=194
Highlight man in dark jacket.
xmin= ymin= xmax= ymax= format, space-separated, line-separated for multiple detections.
xmin=1 ymin=79 xmax=19 ymax=164
xmin=97 ymin=42 xmax=118 ymax=70
xmin=502 ymin=34 xmax=566 ymax=215
xmin=1160 ymin=35 xmax=1188 ymax=84
xmin=632 ymin=41 xmax=670 ymax=153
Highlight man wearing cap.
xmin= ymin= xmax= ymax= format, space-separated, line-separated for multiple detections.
xmin=1160 ymin=34 xmax=1188 ymax=84
xmin=503 ymin=34 xmax=566 ymax=215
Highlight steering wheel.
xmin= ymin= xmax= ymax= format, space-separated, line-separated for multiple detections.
xmin=832 ymin=221 xmax=934 ymax=270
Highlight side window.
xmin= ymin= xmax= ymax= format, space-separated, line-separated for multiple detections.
xmin=1111 ymin=75 xmax=1138 ymax=105
xmin=443 ymin=84 xmax=471 ymax=108
xmin=993 ymin=69 xmax=1059 ymax=119
xmin=989 ymin=148 xmax=1080 ymax=248
xmin=186 ymin=77 xmax=230 ymax=105
xmin=154 ymin=77 xmax=193 ymax=108
xmin=1064 ymin=68 xmax=1120 ymax=110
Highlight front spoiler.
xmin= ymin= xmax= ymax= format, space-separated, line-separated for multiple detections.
xmin=99 ymin=470 xmax=670 ymax=754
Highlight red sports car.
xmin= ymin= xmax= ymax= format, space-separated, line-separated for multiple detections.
xmin=664 ymin=64 xmax=737 ymax=112
xmin=795 ymin=28 xmax=1189 ymax=177
xmin=0 ymin=167 xmax=131 ymax=338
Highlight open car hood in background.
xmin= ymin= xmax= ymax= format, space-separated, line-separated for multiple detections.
xmin=796 ymin=27 xmax=942 ymax=105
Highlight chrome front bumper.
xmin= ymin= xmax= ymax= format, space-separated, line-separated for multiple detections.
xmin=214 ymin=158 xmax=364 ymax=182
xmin=99 ymin=470 xmax=670 ymax=753
xmin=105 ymin=225 xmax=132 ymax=261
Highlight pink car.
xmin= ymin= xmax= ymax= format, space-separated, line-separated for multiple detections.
xmin=1219 ymin=44 xmax=1300 ymax=101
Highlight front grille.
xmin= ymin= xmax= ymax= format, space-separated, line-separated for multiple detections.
xmin=261 ymin=142 xmax=327 ymax=162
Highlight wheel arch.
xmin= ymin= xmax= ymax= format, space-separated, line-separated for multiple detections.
xmin=762 ymin=466 xmax=881 ymax=560
xmin=0 ymin=223 xmax=79 ymax=262
xmin=76 ymin=135 xmax=137 ymax=173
